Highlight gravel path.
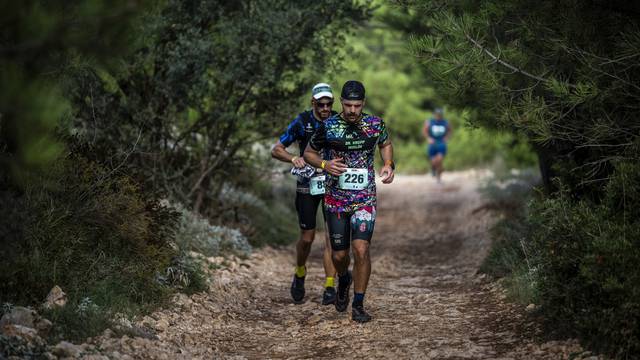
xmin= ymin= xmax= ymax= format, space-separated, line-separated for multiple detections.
xmin=88 ymin=172 xmax=595 ymax=359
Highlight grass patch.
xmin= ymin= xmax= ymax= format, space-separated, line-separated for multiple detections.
xmin=479 ymin=169 xmax=540 ymax=306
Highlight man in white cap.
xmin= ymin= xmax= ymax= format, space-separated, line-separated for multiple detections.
xmin=271 ymin=83 xmax=337 ymax=305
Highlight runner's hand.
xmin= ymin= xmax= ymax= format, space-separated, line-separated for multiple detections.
xmin=325 ymin=158 xmax=347 ymax=177
xmin=380 ymin=165 xmax=394 ymax=184
xmin=291 ymin=156 xmax=306 ymax=168
xmin=428 ymin=138 xmax=434 ymax=145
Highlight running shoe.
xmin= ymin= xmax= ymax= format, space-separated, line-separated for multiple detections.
xmin=322 ymin=287 xmax=337 ymax=305
xmin=335 ymin=271 xmax=352 ymax=312
xmin=351 ymin=304 xmax=372 ymax=323
xmin=290 ymin=274 xmax=305 ymax=303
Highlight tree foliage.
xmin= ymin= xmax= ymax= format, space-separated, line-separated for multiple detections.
xmin=393 ymin=0 xmax=640 ymax=193
xmin=0 ymin=0 xmax=372 ymax=340
xmin=392 ymin=0 xmax=640 ymax=356
xmin=0 ymin=0 xmax=145 ymax=177
xmin=68 ymin=0 xmax=370 ymax=214
xmin=329 ymin=2 xmax=535 ymax=174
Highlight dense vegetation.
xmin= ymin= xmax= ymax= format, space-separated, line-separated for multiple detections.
xmin=391 ymin=0 xmax=640 ymax=356
xmin=329 ymin=4 xmax=536 ymax=173
xmin=2 ymin=0 xmax=638 ymax=356
xmin=0 ymin=0 xmax=369 ymax=341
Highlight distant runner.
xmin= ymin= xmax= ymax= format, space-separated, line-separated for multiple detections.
xmin=271 ymin=83 xmax=338 ymax=305
xmin=304 ymin=80 xmax=395 ymax=323
xmin=423 ymin=108 xmax=451 ymax=183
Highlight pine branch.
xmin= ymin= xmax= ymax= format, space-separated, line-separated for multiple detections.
xmin=465 ymin=33 xmax=576 ymax=87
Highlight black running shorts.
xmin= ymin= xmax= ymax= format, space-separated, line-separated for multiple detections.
xmin=325 ymin=206 xmax=376 ymax=251
xmin=295 ymin=192 xmax=324 ymax=230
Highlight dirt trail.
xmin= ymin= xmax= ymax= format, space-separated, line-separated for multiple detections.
xmin=91 ymin=172 xmax=591 ymax=359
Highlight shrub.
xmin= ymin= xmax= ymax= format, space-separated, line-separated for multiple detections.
xmin=528 ymin=191 xmax=640 ymax=356
xmin=172 ymin=201 xmax=252 ymax=257
xmin=44 ymin=297 xmax=112 ymax=343
xmin=0 ymin=151 xmax=179 ymax=340
xmin=156 ymin=253 xmax=208 ymax=295
xmin=483 ymin=162 xmax=640 ymax=357
xmin=0 ymin=334 xmax=49 ymax=360
xmin=216 ymin=182 xmax=298 ymax=248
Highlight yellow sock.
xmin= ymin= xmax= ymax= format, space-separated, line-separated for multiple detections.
xmin=295 ymin=266 xmax=306 ymax=278
xmin=324 ymin=277 xmax=335 ymax=288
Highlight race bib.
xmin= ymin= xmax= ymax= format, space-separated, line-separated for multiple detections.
xmin=309 ymin=175 xmax=325 ymax=195
xmin=431 ymin=124 xmax=447 ymax=137
xmin=338 ymin=168 xmax=369 ymax=190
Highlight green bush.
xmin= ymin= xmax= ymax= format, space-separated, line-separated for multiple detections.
xmin=44 ymin=297 xmax=112 ymax=343
xmin=0 ymin=151 xmax=179 ymax=340
xmin=216 ymin=181 xmax=298 ymax=248
xmin=528 ymin=192 xmax=640 ymax=356
xmin=159 ymin=254 xmax=208 ymax=295
xmin=483 ymin=162 xmax=640 ymax=357
xmin=0 ymin=334 xmax=49 ymax=359
xmin=172 ymin=201 xmax=252 ymax=257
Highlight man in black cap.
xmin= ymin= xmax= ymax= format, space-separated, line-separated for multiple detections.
xmin=304 ymin=80 xmax=395 ymax=322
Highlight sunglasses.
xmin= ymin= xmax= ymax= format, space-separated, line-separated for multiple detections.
xmin=315 ymin=101 xmax=333 ymax=109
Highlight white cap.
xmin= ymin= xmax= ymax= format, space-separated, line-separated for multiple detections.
xmin=312 ymin=83 xmax=333 ymax=100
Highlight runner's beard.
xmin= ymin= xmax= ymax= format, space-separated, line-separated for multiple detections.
xmin=319 ymin=109 xmax=331 ymax=119
xmin=345 ymin=113 xmax=359 ymax=123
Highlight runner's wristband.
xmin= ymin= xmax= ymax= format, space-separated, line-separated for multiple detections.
xmin=385 ymin=160 xmax=395 ymax=170
xmin=321 ymin=160 xmax=326 ymax=169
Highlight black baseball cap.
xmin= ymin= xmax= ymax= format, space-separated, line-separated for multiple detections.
xmin=341 ymin=80 xmax=365 ymax=100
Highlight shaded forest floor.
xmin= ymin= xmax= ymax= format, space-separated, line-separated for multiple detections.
xmin=85 ymin=172 xmax=598 ymax=359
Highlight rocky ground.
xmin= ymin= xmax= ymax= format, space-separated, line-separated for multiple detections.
xmin=2 ymin=172 xmax=602 ymax=359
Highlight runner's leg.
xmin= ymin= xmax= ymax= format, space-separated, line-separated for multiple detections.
xmin=352 ymin=239 xmax=371 ymax=294
xmin=321 ymin=205 xmax=337 ymax=280
xmin=294 ymin=193 xmax=319 ymax=268
xmin=321 ymin=204 xmax=337 ymax=304
xmin=350 ymin=206 xmax=375 ymax=322
xmin=326 ymin=211 xmax=352 ymax=312
xmin=432 ymin=154 xmax=443 ymax=182
xmin=328 ymin=215 xmax=351 ymax=276
xmin=428 ymin=145 xmax=437 ymax=176
xmin=291 ymin=192 xmax=319 ymax=302
xmin=295 ymin=229 xmax=315 ymax=267
xmin=323 ymin=226 xmax=336 ymax=278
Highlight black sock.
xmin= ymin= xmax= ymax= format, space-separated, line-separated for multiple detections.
xmin=338 ymin=272 xmax=350 ymax=286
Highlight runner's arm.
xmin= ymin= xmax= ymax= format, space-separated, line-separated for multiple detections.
xmin=303 ymin=144 xmax=323 ymax=168
xmin=378 ymin=140 xmax=395 ymax=184
xmin=444 ymin=123 xmax=453 ymax=142
xmin=423 ymin=120 xmax=434 ymax=144
xmin=304 ymin=124 xmax=346 ymax=177
xmin=271 ymin=116 xmax=306 ymax=168
xmin=271 ymin=141 xmax=306 ymax=168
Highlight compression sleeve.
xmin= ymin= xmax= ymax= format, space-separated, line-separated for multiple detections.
xmin=278 ymin=116 xmax=303 ymax=147
xmin=308 ymin=121 xmax=327 ymax=151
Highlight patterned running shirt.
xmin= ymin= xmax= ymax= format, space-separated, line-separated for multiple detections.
xmin=308 ymin=113 xmax=389 ymax=213
xmin=279 ymin=110 xmax=336 ymax=190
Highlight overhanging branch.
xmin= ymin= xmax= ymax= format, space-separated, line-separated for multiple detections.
xmin=465 ymin=33 xmax=576 ymax=87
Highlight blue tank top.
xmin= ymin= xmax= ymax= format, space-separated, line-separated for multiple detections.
xmin=427 ymin=119 xmax=449 ymax=142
